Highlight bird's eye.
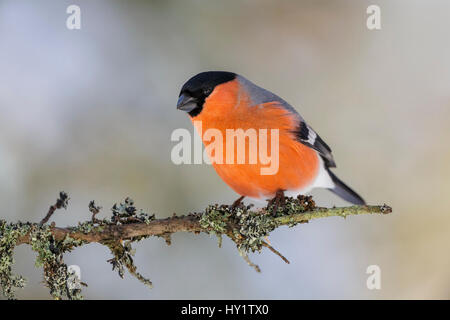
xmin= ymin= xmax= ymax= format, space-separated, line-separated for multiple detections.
xmin=204 ymin=87 xmax=212 ymax=96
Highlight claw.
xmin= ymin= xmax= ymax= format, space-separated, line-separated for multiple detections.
xmin=267 ymin=190 xmax=285 ymax=216
xmin=231 ymin=195 xmax=245 ymax=210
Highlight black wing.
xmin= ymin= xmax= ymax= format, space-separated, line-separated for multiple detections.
xmin=294 ymin=121 xmax=336 ymax=168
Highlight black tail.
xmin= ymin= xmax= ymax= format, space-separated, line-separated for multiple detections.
xmin=326 ymin=169 xmax=366 ymax=205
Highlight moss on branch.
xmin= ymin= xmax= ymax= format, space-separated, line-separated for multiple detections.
xmin=0 ymin=192 xmax=391 ymax=299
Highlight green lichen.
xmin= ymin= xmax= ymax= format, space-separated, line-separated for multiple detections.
xmin=138 ymin=211 xmax=156 ymax=225
xmin=29 ymin=225 xmax=85 ymax=300
xmin=199 ymin=205 xmax=232 ymax=234
xmin=96 ymin=197 xmax=155 ymax=289
xmin=199 ymin=203 xmax=272 ymax=252
xmin=199 ymin=205 xmax=234 ymax=248
xmin=199 ymin=195 xmax=317 ymax=254
xmin=76 ymin=220 xmax=101 ymax=234
xmin=60 ymin=234 xmax=86 ymax=251
xmin=197 ymin=196 xmax=317 ymax=273
xmin=75 ymin=197 xmax=155 ymax=235
xmin=0 ymin=221 xmax=33 ymax=299
xmin=0 ymin=219 xmax=89 ymax=300
xmin=110 ymin=197 xmax=155 ymax=225
xmin=235 ymin=210 xmax=276 ymax=252
xmin=266 ymin=195 xmax=316 ymax=220
xmin=1 ymin=193 xmax=325 ymax=298
xmin=105 ymin=240 xmax=153 ymax=288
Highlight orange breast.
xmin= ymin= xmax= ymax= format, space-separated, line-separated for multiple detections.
xmin=192 ymin=79 xmax=319 ymax=198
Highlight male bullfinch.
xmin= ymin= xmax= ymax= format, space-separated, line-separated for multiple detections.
xmin=177 ymin=71 xmax=365 ymax=209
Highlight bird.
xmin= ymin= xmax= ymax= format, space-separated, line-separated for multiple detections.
xmin=177 ymin=71 xmax=365 ymax=212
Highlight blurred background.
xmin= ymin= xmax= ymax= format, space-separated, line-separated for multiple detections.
xmin=0 ymin=0 xmax=449 ymax=299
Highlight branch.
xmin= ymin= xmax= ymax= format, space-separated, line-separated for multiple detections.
xmin=39 ymin=191 xmax=69 ymax=225
xmin=0 ymin=193 xmax=391 ymax=300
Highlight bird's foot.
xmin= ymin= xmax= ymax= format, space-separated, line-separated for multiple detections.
xmin=267 ymin=190 xmax=285 ymax=216
xmin=231 ymin=195 xmax=245 ymax=210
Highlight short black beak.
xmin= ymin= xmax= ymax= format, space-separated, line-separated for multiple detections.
xmin=177 ymin=94 xmax=197 ymax=112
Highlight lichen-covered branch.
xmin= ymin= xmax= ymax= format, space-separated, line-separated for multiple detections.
xmin=0 ymin=192 xmax=391 ymax=300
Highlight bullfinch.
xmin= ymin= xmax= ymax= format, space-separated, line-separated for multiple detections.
xmin=177 ymin=71 xmax=365 ymax=209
